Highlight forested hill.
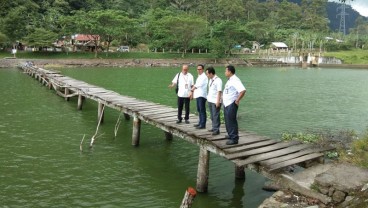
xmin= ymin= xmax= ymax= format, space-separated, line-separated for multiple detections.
xmin=1 ymin=0 xmax=368 ymax=54
xmin=286 ymin=0 xmax=365 ymax=33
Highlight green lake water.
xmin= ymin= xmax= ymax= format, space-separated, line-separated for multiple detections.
xmin=1 ymin=66 xmax=367 ymax=208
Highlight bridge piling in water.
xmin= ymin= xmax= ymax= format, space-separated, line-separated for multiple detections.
xmin=77 ymin=95 xmax=83 ymax=110
xmin=196 ymin=147 xmax=210 ymax=193
xmin=132 ymin=113 xmax=141 ymax=146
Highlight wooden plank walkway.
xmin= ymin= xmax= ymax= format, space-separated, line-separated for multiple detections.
xmin=19 ymin=64 xmax=335 ymax=194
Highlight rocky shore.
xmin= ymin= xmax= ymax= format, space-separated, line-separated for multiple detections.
xmin=259 ymin=162 xmax=368 ymax=208
xmin=2 ymin=58 xmax=368 ymax=69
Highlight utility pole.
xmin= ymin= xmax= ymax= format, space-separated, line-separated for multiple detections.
xmin=337 ymin=1 xmax=349 ymax=36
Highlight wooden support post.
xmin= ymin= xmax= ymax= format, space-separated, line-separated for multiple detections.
xmin=180 ymin=187 xmax=197 ymax=208
xmin=132 ymin=113 xmax=141 ymax=146
xmin=98 ymin=102 xmax=105 ymax=124
xmin=124 ymin=113 xmax=130 ymax=120
xmin=235 ymin=165 xmax=246 ymax=179
xmin=64 ymin=88 xmax=70 ymax=101
xmin=164 ymin=131 xmax=173 ymax=140
xmin=77 ymin=95 xmax=83 ymax=110
xmin=196 ymin=146 xmax=210 ymax=193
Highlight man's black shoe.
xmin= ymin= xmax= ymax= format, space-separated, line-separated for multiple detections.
xmin=226 ymin=140 xmax=238 ymax=145
xmin=176 ymin=120 xmax=182 ymax=124
xmin=185 ymin=120 xmax=190 ymax=124
xmin=193 ymin=124 xmax=200 ymax=127
xmin=212 ymin=131 xmax=220 ymax=135
xmin=196 ymin=126 xmax=205 ymax=129
xmin=208 ymin=129 xmax=214 ymax=132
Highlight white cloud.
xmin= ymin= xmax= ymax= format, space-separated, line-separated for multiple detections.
xmin=329 ymin=0 xmax=368 ymax=17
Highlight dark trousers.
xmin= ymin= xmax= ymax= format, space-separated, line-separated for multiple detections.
xmin=208 ymin=102 xmax=221 ymax=132
xmin=224 ymin=102 xmax=239 ymax=142
xmin=178 ymin=97 xmax=190 ymax=121
xmin=196 ymin=97 xmax=207 ymax=127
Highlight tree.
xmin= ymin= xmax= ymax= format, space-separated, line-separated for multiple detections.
xmin=93 ymin=10 xmax=137 ymax=55
xmin=2 ymin=4 xmax=39 ymax=43
xmin=162 ymin=14 xmax=206 ymax=57
xmin=300 ymin=0 xmax=329 ymax=32
xmin=23 ymin=28 xmax=58 ymax=50
xmin=216 ymin=0 xmax=245 ymax=21
xmin=212 ymin=20 xmax=251 ymax=56
xmin=61 ymin=10 xmax=137 ymax=58
xmin=0 ymin=32 xmax=10 ymax=50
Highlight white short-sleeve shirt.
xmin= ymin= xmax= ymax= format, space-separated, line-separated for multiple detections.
xmin=222 ymin=74 xmax=246 ymax=107
xmin=172 ymin=72 xmax=194 ymax=98
xmin=193 ymin=73 xmax=208 ymax=99
xmin=207 ymin=75 xmax=222 ymax=103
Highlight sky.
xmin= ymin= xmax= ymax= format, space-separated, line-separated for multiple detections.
xmin=329 ymin=0 xmax=368 ymax=17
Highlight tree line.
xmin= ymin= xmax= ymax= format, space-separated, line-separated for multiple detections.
xmin=0 ymin=0 xmax=367 ymax=58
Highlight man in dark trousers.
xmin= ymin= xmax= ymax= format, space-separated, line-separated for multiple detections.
xmin=222 ymin=65 xmax=246 ymax=145
xmin=169 ymin=64 xmax=194 ymax=124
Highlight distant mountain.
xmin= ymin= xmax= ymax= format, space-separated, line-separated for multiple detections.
xmin=326 ymin=1 xmax=363 ymax=33
xmin=262 ymin=0 xmax=367 ymax=34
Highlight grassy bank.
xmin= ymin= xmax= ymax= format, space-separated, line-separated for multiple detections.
xmin=0 ymin=51 xmax=222 ymax=59
xmin=2 ymin=49 xmax=368 ymax=64
xmin=324 ymin=49 xmax=368 ymax=64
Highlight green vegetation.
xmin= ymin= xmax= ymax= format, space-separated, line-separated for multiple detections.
xmin=325 ymin=49 xmax=368 ymax=64
xmin=0 ymin=0 xmax=367 ymax=60
xmin=281 ymin=129 xmax=368 ymax=168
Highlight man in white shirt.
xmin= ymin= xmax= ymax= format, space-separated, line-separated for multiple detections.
xmin=169 ymin=64 xmax=194 ymax=124
xmin=223 ymin=65 xmax=246 ymax=145
xmin=206 ymin=67 xmax=222 ymax=135
xmin=191 ymin=64 xmax=208 ymax=129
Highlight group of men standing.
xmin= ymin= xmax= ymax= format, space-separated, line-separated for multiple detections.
xmin=168 ymin=64 xmax=246 ymax=145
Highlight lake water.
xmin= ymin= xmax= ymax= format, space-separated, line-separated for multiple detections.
xmin=1 ymin=66 xmax=367 ymax=208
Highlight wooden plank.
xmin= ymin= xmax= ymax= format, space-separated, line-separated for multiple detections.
xmin=140 ymin=109 xmax=177 ymax=116
xmin=268 ymin=153 xmax=324 ymax=171
xmin=260 ymin=146 xmax=335 ymax=166
xmin=233 ymin=143 xmax=313 ymax=166
xmin=148 ymin=112 xmax=178 ymax=119
xmin=224 ymin=139 xmax=278 ymax=154
xmin=223 ymin=141 xmax=300 ymax=159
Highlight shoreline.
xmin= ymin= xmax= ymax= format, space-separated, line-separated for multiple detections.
xmin=1 ymin=58 xmax=368 ymax=69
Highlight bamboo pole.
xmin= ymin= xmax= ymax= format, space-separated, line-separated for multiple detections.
xmin=90 ymin=105 xmax=105 ymax=147
xmin=80 ymin=134 xmax=85 ymax=151
xmin=98 ymin=102 xmax=104 ymax=124
xmin=196 ymin=146 xmax=210 ymax=192
xmin=180 ymin=187 xmax=197 ymax=208
xmin=114 ymin=112 xmax=123 ymax=138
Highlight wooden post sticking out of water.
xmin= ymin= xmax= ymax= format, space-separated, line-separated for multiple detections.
xmin=98 ymin=102 xmax=104 ymax=123
xmin=64 ymin=88 xmax=70 ymax=101
xmin=180 ymin=187 xmax=197 ymax=208
xmin=164 ymin=131 xmax=173 ymax=140
xmin=132 ymin=113 xmax=141 ymax=146
xmin=196 ymin=146 xmax=209 ymax=192
xmin=77 ymin=95 xmax=83 ymax=110
xmin=235 ymin=165 xmax=246 ymax=179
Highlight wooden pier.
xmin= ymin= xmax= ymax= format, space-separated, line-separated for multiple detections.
xmin=19 ymin=64 xmax=334 ymax=201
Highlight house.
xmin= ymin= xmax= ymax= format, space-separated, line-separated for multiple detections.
xmin=271 ymin=42 xmax=288 ymax=51
xmin=72 ymin=34 xmax=101 ymax=51
xmin=252 ymin=41 xmax=261 ymax=51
